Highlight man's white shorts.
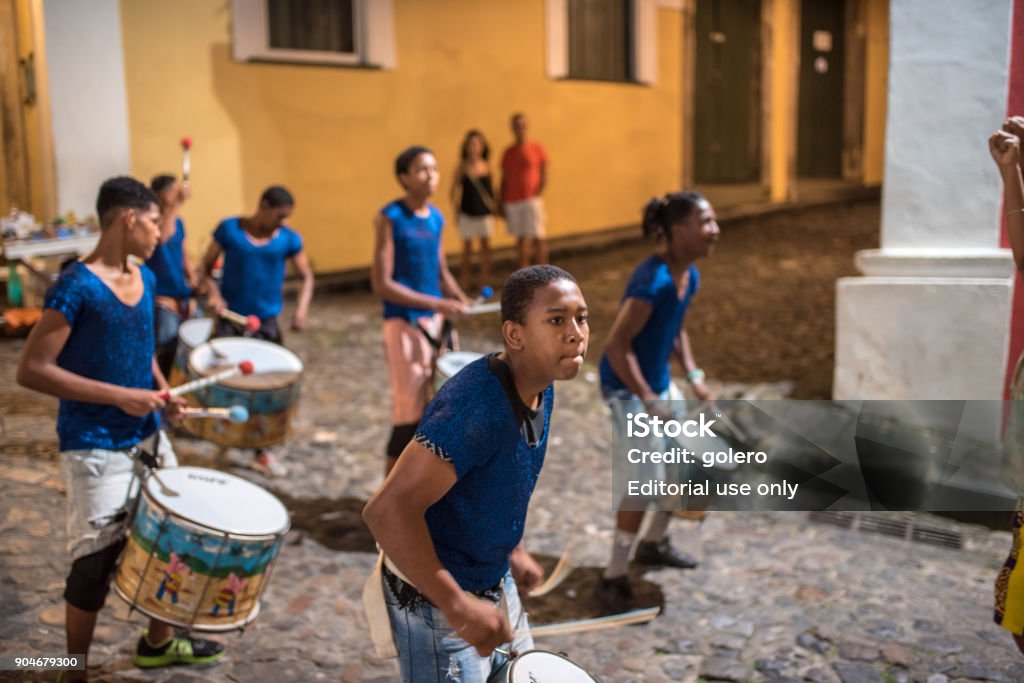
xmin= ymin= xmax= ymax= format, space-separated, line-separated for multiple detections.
xmin=504 ymin=197 xmax=546 ymax=238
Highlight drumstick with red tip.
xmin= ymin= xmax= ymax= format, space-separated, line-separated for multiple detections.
xmin=220 ymin=309 xmax=261 ymax=333
xmin=181 ymin=405 xmax=249 ymax=423
xmin=162 ymin=361 xmax=254 ymax=400
xmin=181 ymin=136 xmax=192 ymax=182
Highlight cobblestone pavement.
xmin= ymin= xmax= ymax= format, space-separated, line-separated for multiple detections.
xmin=3 ymin=275 xmax=1024 ymax=681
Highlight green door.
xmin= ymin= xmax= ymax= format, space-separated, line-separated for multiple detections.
xmin=797 ymin=0 xmax=845 ymax=178
xmin=694 ymin=0 xmax=762 ymax=184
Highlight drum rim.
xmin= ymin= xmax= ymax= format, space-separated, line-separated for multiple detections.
xmin=187 ymin=338 xmax=304 ymax=390
xmin=506 ymin=649 xmax=598 ymax=681
xmin=142 ymin=468 xmax=291 ymax=538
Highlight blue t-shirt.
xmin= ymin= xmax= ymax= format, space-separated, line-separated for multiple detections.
xmin=381 ymin=200 xmax=443 ymax=321
xmin=599 ymin=255 xmax=700 ymax=395
xmin=213 ymin=217 xmax=303 ymax=319
xmin=45 ymin=262 xmax=159 ymax=451
xmin=145 ymin=217 xmax=192 ymax=299
xmin=414 ymin=356 xmax=554 ymax=591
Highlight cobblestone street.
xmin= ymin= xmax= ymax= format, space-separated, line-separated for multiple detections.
xmin=2 ymin=201 xmax=1023 ymax=681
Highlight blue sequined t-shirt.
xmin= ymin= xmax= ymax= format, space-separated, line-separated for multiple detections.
xmin=214 ymin=217 xmax=303 ymax=319
xmin=45 ymin=261 xmax=159 ymax=451
xmin=380 ymin=200 xmax=443 ymax=322
xmin=599 ymin=255 xmax=699 ymax=395
xmin=145 ymin=217 xmax=192 ymax=299
xmin=414 ymin=355 xmax=554 ymax=592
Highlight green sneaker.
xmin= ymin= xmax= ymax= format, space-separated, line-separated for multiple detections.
xmin=133 ymin=629 xmax=225 ymax=668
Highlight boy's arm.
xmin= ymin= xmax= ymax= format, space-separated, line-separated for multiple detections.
xmin=604 ymin=298 xmax=658 ymax=401
xmin=437 ymin=237 xmax=471 ymax=306
xmin=363 ymin=440 xmax=513 ymax=656
xmin=450 ymin=164 xmax=463 ymax=214
xmin=158 ymin=206 xmax=179 ymax=244
xmin=371 ymin=213 xmax=466 ymax=317
xmin=182 ymin=241 xmax=198 ymax=291
xmin=200 ymin=239 xmax=225 ymax=313
xmin=674 ymin=328 xmax=711 ymax=400
xmin=290 ymin=250 xmax=314 ymax=330
xmin=16 ymin=310 xmax=167 ymax=417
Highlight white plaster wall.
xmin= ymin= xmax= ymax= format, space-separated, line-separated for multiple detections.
xmin=880 ymin=0 xmax=1012 ymax=250
xmin=44 ymin=0 xmax=132 ymax=217
xmin=835 ymin=278 xmax=1012 ymax=400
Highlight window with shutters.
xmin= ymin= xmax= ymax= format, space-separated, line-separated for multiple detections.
xmin=232 ymin=0 xmax=395 ymax=69
xmin=567 ymin=0 xmax=635 ymax=82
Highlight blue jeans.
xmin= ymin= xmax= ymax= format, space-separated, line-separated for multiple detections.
xmin=384 ymin=571 xmax=533 ymax=683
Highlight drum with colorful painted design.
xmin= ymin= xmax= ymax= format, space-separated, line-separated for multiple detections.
xmin=184 ymin=338 xmax=303 ymax=447
xmin=114 ymin=467 xmax=289 ymax=631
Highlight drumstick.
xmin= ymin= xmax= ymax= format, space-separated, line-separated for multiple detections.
xmin=181 ymin=405 xmax=249 ymax=423
xmin=220 ymin=309 xmax=261 ymax=333
xmin=474 ymin=286 xmax=494 ymax=306
xmin=180 ymin=136 xmax=192 ymax=182
xmin=162 ymin=361 xmax=254 ymax=400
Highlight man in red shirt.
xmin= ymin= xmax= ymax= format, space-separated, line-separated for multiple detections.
xmin=500 ymin=113 xmax=549 ymax=267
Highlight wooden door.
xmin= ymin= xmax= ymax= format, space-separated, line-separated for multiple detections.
xmin=694 ymin=0 xmax=762 ymax=183
xmin=0 ymin=0 xmax=30 ymax=212
xmin=797 ymin=0 xmax=846 ymax=178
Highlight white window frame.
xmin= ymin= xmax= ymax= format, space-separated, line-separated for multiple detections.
xmin=232 ymin=0 xmax=396 ymax=69
xmin=546 ymin=0 xmax=682 ymax=85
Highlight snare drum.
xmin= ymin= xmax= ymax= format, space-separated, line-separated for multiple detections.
xmin=434 ymin=351 xmax=484 ymax=392
xmin=185 ymin=338 xmax=303 ymax=448
xmin=114 ymin=467 xmax=289 ymax=632
xmin=505 ymin=650 xmax=598 ymax=682
xmin=169 ymin=318 xmax=214 ymax=387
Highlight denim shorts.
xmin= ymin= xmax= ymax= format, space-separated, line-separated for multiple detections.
xmin=384 ymin=570 xmax=533 ymax=683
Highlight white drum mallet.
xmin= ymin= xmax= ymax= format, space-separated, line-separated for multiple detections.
xmin=181 ymin=405 xmax=250 ymax=423
xmin=181 ymin=136 xmax=192 ymax=182
xmin=220 ymin=309 xmax=261 ymax=334
xmin=161 ymin=360 xmax=255 ymax=400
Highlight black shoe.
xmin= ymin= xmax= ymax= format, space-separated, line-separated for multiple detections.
xmin=134 ymin=629 xmax=225 ymax=668
xmin=634 ymin=539 xmax=698 ymax=569
xmin=595 ymin=575 xmax=635 ymax=614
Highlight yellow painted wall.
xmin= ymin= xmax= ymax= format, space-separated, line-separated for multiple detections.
xmin=119 ymin=0 xmax=683 ymax=274
xmin=863 ymin=0 xmax=888 ymax=186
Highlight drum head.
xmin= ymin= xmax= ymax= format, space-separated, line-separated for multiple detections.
xmin=508 ymin=650 xmax=597 ymax=682
xmin=189 ymin=338 xmax=303 ymax=389
xmin=436 ymin=351 xmax=484 ymax=378
xmin=146 ymin=467 xmax=289 ymax=536
xmin=178 ymin=318 xmax=214 ymax=347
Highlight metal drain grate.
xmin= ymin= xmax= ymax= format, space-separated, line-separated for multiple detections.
xmin=808 ymin=511 xmax=963 ymax=550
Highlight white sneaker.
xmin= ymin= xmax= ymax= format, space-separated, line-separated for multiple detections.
xmin=251 ymin=451 xmax=288 ymax=477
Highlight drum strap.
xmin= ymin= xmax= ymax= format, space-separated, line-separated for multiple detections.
xmin=362 ymin=552 xmax=398 ymax=658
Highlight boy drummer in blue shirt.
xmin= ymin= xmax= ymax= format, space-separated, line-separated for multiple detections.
xmin=364 ymin=265 xmax=589 ymax=683
xmin=16 ymin=177 xmax=224 ymax=682
xmin=200 ymin=185 xmax=314 ymax=477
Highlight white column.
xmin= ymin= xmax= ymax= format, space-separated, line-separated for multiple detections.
xmin=834 ymin=0 xmax=1015 ymax=401
xmin=43 ymin=0 xmax=131 ymax=217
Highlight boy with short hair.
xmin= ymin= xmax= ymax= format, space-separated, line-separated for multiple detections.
xmin=201 ymin=185 xmax=314 ymax=476
xmin=364 ymin=264 xmax=589 ymax=682
xmin=17 ymin=176 xmax=224 ymax=682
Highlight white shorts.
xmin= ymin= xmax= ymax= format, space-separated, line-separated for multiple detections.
xmin=504 ymin=197 xmax=546 ymax=238
xmin=62 ymin=430 xmax=177 ymax=561
xmin=457 ymin=214 xmax=495 ymax=240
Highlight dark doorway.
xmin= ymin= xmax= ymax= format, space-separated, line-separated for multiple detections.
xmin=694 ymin=0 xmax=762 ymax=184
xmin=797 ymin=0 xmax=846 ymax=178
